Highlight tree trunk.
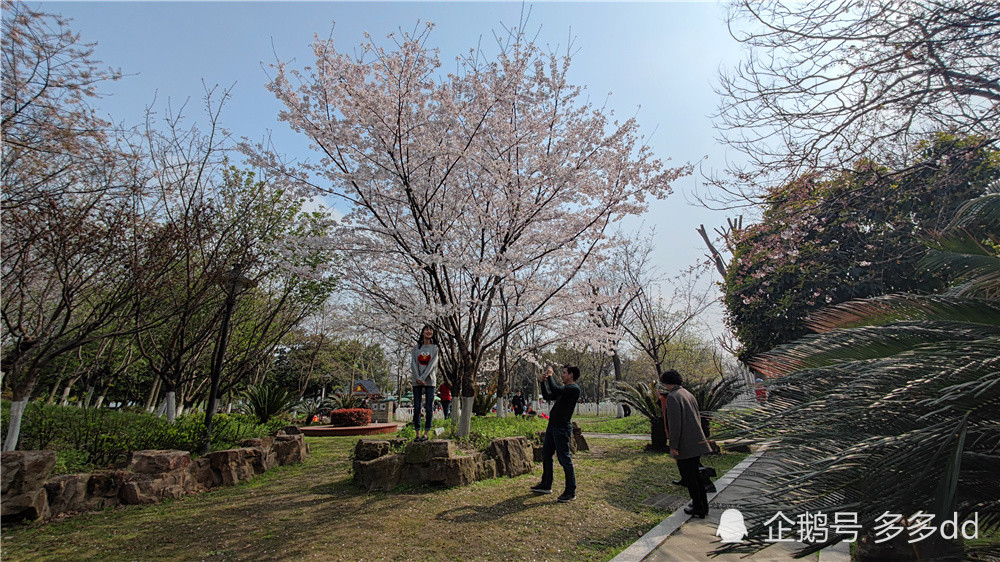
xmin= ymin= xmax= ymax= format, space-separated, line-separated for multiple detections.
xmin=612 ymin=351 xmax=623 ymax=381
xmin=46 ymin=378 xmax=63 ymax=404
xmin=457 ymin=358 xmax=476 ymax=437
xmin=163 ymin=391 xmax=177 ymax=422
xmin=83 ymin=385 xmax=95 ymax=409
xmin=457 ymin=396 xmax=474 ymax=437
xmin=2 ymin=399 xmax=29 ymax=451
xmin=60 ymin=376 xmax=80 ymax=406
xmin=451 ymin=396 xmax=462 ymax=426
xmin=145 ymin=377 xmax=161 ymax=412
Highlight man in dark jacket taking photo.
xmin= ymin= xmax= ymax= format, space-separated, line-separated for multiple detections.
xmin=531 ymin=365 xmax=581 ymax=503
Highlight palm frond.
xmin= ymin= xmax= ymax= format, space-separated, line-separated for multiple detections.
xmin=804 ymin=295 xmax=1000 ymax=333
xmin=751 ymin=322 xmax=1000 ymax=377
xmin=611 ymin=380 xmax=661 ymax=421
xmin=948 ymin=192 xmax=1000 ymax=231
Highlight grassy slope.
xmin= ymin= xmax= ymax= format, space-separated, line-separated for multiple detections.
xmin=1 ymin=436 xmax=745 ymax=561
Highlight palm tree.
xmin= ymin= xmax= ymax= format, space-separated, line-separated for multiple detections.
xmin=715 ymin=193 xmax=1000 ymax=560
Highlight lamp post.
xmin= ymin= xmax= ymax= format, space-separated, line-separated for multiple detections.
xmin=201 ymin=266 xmax=256 ymax=455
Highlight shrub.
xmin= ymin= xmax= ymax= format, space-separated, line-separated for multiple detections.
xmin=1 ymin=402 xmax=287 ymax=473
xmin=329 ymin=390 xmax=364 ymax=410
xmin=472 ymin=384 xmax=497 ymax=416
xmin=244 ymin=384 xmax=296 ymax=424
xmin=611 ymin=380 xmax=668 ymax=451
xmin=328 ymin=408 xmax=371 ymax=427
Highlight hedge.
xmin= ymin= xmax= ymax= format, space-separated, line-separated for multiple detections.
xmin=328 ymin=408 xmax=371 ymax=427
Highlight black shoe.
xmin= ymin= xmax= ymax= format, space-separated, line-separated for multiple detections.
xmin=684 ymin=507 xmax=707 ymax=518
xmin=672 ymin=479 xmax=687 ymax=486
xmin=557 ymin=491 xmax=576 ymax=503
xmin=530 ymin=485 xmax=552 ymax=494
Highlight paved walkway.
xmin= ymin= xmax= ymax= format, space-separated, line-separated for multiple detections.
xmin=612 ymin=447 xmax=850 ymax=562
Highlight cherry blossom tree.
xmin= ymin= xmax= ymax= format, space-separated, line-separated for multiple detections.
xmin=256 ymin=22 xmax=689 ymax=435
xmin=1 ymin=2 xmax=144 ymax=450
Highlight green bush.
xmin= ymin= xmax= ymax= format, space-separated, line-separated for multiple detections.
xmin=472 ymin=385 xmax=497 ymax=416
xmin=1 ymin=402 xmax=287 ymax=473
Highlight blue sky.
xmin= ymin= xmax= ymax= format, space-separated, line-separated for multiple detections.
xmin=36 ymin=1 xmax=746 ymax=333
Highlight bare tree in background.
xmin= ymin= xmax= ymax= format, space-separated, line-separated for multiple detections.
xmin=619 ymin=237 xmax=714 ymax=378
xmin=712 ymin=0 xmax=999 ymax=204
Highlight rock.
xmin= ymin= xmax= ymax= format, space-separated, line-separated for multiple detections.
xmin=273 ymin=435 xmax=307 ymax=466
xmin=533 ymin=445 xmax=543 ymax=463
xmin=398 ymin=465 xmax=422 ymax=486
xmin=120 ymin=480 xmax=158 ymax=505
xmin=207 ymin=449 xmax=256 ymax=486
xmin=353 ymin=454 xmax=404 ymax=492
xmin=86 ymin=471 xmax=123 ymax=509
xmin=188 ymin=456 xmax=219 ymax=490
xmin=279 ymin=425 xmax=302 ymax=435
xmin=240 ymin=437 xmax=275 ymax=450
xmin=427 ymin=439 xmax=455 ymax=459
xmin=1 ymin=451 xmax=58 ymax=496
xmin=354 ymin=440 xmax=392 ymax=462
xmin=127 ymin=450 xmax=191 ymax=474
xmin=404 ymin=441 xmax=432 ymax=464
xmin=486 ymin=437 xmax=534 ymax=478
xmin=420 ymin=456 xmax=476 ymax=486
xmin=573 ymin=432 xmax=589 ymax=452
xmin=120 ymin=464 xmax=196 ymax=505
xmin=248 ymin=447 xmax=277 ymax=475
xmin=44 ymin=473 xmax=90 ymax=515
xmin=1 ymin=490 xmax=49 ymax=523
xmin=474 ymin=453 xmax=498 ymax=481
xmin=1 ymin=454 xmax=21 ymax=495
xmin=438 ymin=456 xmax=477 ymax=487
xmin=161 ymin=485 xmax=185 ymax=499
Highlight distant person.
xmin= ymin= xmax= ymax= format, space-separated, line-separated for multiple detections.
xmin=511 ymin=390 xmax=526 ymax=416
xmin=438 ymin=381 xmax=452 ymax=419
xmin=754 ymin=378 xmax=768 ymax=404
xmin=525 ymin=404 xmax=537 ymax=417
xmin=410 ymin=324 xmax=440 ymax=442
xmin=531 ymin=365 xmax=581 ymax=503
xmin=660 ymin=369 xmax=713 ymax=518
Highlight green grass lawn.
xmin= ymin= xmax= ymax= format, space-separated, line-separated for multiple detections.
xmin=578 ymin=415 xmax=649 ymax=435
xmin=1 ymin=435 xmax=746 ymax=561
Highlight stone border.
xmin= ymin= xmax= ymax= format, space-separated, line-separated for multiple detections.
xmin=1 ymin=433 xmax=308 ymax=524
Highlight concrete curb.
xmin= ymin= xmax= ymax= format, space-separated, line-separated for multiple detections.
xmin=610 ymin=448 xmax=769 ymax=562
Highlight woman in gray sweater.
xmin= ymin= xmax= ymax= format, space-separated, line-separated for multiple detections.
xmin=410 ymin=325 xmax=440 ymax=441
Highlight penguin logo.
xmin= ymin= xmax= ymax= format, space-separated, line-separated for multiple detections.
xmin=716 ymin=509 xmax=748 ymax=543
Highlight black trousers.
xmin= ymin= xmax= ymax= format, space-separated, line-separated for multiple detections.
xmin=677 ymin=456 xmax=708 ymax=515
xmin=540 ymin=424 xmax=576 ymax=493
